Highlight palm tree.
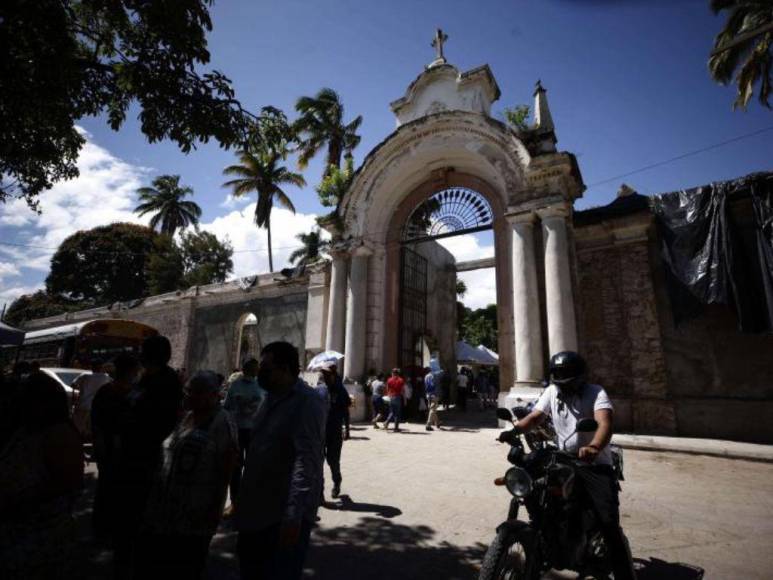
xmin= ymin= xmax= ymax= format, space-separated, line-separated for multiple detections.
xmin=134 ymin=175 xmax=202 ymax=236
xmin=709 ymin=0 xmax=773 ymax=109
xmin=288 ymin=229 xmax=330 ymax=267
xmin=294 ymin=88 xmax=363 ymax=180
xmin=222 ymin=147 xmax=305 ymax=272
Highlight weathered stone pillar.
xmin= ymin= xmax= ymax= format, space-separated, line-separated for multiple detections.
xmin=538 ymin=205 xmax=578 ymax=355
xmin=509 ymin=212 xmax=544 ymax=385
xmin=343 ymin=246 xmax=371 ymax=381
xmin=325 ymin=251 xmax=348 ymax=353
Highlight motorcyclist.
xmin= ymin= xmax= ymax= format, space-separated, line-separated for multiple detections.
xmin=508 ymin=351 xmax=636 ymax=580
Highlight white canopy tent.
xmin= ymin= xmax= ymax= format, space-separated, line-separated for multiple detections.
xmin=456 ymin=340 xmax=499 ymax=366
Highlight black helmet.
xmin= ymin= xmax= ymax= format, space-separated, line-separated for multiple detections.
xmin=548 ymin=351 xmax=586 ymax=385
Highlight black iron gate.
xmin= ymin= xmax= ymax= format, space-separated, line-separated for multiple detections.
xmin=398 ymin=246 xmax=428 ymax=373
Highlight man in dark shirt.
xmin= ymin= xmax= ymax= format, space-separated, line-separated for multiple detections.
xmin=113 ymin=335 xmax=183 ymax=577
xmin=320 ymin=363 xmax=350 ymax=499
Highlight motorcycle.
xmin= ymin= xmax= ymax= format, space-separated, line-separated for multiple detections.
xmin=479 ymin=407 xmax=630 ymax=580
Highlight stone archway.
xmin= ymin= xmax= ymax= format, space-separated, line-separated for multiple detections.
xmin=323 ymin=57 xmax=585 ymax=405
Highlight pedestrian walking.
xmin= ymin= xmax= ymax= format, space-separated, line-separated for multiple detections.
xmin=112 ymin=335 xmax=183 ymax=578
xmin=319 ymin=362 xmax=350 ymax=499
xmin=424 ymin=369 xmax=441 ymax=431
xmin=383 ymin=368 xmax=405 ymax=432
xmin=236 ymin=342 xmax=327 ymax=580
xmin=476 ymin=371 xmax=490 ymax=409
xmin=370 ymin=372 xmax=386 ymax=428
xmin=91 ymin=353 xmax=141 ymax=542
xmin=72 ymin=359 xmax=112 ymax=439
xmin=135 ymin=371 xmax=239 ymax=579
xmin=0 ymin=372 xmax=84 ymax=580
xmin=456 ymin=368 xmax=469 ymax=411
xmin=223 ymin=357 xmax=265 ymax=517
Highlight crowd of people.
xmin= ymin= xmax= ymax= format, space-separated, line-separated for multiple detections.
xmin=0 ymin=337 xmax=500 ymax=580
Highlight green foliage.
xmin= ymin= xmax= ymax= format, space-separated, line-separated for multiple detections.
xmin=456 ymin=280 xmax=468 ymax=297
xmin=4 ymin=291 xmax=80 ymax=326
xmin=504 ymin=105 xmax=531 ymax=131
xmin=709 ymin=1 xmax=773 ymax=109
xmin=315 ymin=156 xmax=355 ymax=208
xmin=146 ymin=234 xmax=184 ymax=295
xmin=0 ymin=0 xmax=255 ymax=208
xmin=222 ymin=144 xmax=305 ymax=272
xmin=294 ymin=88 xmax=363 ymax=180
xmin=46 ymin=223 xmax=158 ymax=303
xmin=459 ymin=304 xmax=498 ymax=350
xmin=289 ymin=229 xmax=330 ymax=267
xmin=179 ymin=230 xmax=233 ymax=286
xmin=134 ymin=175 xmax=202 ymax=236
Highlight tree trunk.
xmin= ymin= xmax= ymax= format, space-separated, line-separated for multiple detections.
xmin=267 ymin=218 xmax=274 ymax=272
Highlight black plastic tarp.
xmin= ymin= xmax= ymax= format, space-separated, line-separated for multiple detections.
xmin=652 ymin=172 xmax=773 ymax=333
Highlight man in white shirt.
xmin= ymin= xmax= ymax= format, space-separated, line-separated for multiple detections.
xmin=510 ymin=351 xmax=636 ymax=580
xmin=72 ymin=360 xmax=112 ymax=439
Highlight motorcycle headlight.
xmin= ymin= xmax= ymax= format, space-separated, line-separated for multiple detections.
xmin=504 ymin=467 xmax=532 ymax=498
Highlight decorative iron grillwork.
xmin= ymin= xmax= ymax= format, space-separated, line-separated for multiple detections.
xmin=402 ymin=188 xmax=494 ymax=242
xmin=398 ymin=247 xmax=428 ymax=373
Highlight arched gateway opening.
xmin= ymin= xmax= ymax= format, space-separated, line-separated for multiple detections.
xmin=383 ymin=172 xmax=513 ymax=391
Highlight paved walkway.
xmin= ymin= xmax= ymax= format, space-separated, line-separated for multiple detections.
xmin=74 ymin=407 xmax=773 ymax=579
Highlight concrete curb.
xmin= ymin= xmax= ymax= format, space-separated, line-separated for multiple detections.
xmin=612 ymin=433 xmax=773 ymax=463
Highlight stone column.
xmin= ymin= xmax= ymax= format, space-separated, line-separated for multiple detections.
xmin=343 ymin=246 xmax=371 ymax=381
xmin=509 ymin=212 xmax=544 ymax=386
xmin=325 ymin=251 xmax=348 ymax=353
xmin=538 ymin=205 xmax=578 ymax=355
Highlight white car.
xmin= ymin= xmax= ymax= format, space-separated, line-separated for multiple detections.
xmin=40 ymin=367 xmax=91 ymax=409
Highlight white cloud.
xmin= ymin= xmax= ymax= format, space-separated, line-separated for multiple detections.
xmin=201 ymin=205 xmax=325 ymax=277
xmin=437 ymin=233 xmax=497 ymax=309
xmin=219 ymin=193 xmax=252 ymax=209
xmin=0 ymin=284 xmax=43 ymax=310
xmin=0 ymin=262 xmax=20 ymax=282
xmin=0 ymin=129 xmax=150 ymax=276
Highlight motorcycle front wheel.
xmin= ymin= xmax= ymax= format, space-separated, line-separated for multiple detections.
xmin=478 ymin=527 xmax=539 ymax=580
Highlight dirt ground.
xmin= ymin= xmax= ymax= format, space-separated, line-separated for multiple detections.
xmin=74 ymin=407 xmax=773 ymax=579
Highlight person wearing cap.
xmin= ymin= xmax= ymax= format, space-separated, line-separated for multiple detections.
xmin=383 ymin=368 xmax=405 ymax=432
xmin=135 ymin=370 xmax=239 ymax=578
xmin=319 ymin=362 xmax=350 ymax=499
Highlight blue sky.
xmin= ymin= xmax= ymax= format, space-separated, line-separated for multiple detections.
xmin=1 ymin=0 xmax=772 ymax=310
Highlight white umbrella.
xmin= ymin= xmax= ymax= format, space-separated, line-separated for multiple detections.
xmin=306 ymin=350 xmax=345 ymax=372
xmin=0 ymin=321 xmax=25 ymax=346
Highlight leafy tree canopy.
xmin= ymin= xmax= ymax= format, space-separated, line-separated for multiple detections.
xmin=3 ymin=291 xmax=80 ymax=326
xmin=46 ymin=222 xmax=158 ymax=303
xmin=315 ymin=156 xmax=355 ymax=208
xmin=1 ymin=0 xmax=255 ymax=208
xmin=459 ymin=303 xmax=498 ymax=350
xmin=503 ymin=104 xmax=531 ymax=131
xmin=134 ymin=175 xmax=202 ymax=236
xmin=147 ymin=229 xmax=233 ymax=293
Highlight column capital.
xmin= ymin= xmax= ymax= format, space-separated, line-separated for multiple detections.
xmin=350 ymin=243 xmax=374 ymax=257
xmin=506 ymin=211 xmax=538 ymax=226
xmin=536 ymin=203 xmax=572 ymax=221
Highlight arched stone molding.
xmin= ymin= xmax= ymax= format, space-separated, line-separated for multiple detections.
xmin=339 ymin=111 xmax=532 ymax=241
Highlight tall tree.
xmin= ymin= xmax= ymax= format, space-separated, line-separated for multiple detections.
xmin=46 ymin=223 xmax=158 ymax=303
xmin=222 ymin=148 xmax=305 ymax=272
xmin=288 ymin=229 xmax=330 ymax=267
xmin=1 ymin=0 xmax=256 ymax=208
xmin=709 ymin=0 xmax=773 ymax=109
xmin=294 ymin=88 xmax=362 ymax=180
xmin=134 ymin=175 xmax=202 ymax=236
xmin=179 ymin=230 xmax=234 ymax=286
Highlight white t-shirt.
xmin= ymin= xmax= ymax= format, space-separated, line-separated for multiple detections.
xmin=74 ymin=372 xmax=112 ymax=411
xmin=457 ymin=374 xmax=469 ymax=388
xmin=534 ymin=383 xmax=614 ymax=466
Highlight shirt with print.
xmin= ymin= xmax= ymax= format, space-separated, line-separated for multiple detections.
xmin=143 ymin=408 xmax=238 ymax=537
xmin=534 ymin=383 xmax=614 ymax=466
xmin=224 ymin=376 xmax=266 ymax=430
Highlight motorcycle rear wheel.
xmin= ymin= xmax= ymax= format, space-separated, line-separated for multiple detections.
xmin=478 ymin=527 xmax=538 ymax=580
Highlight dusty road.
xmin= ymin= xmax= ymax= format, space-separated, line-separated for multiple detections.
xmin=76 ymin=408 xmax=773 ymax=579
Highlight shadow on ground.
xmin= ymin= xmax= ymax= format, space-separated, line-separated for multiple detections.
xmin=633 ymin=557 xmax=705 ymax=580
